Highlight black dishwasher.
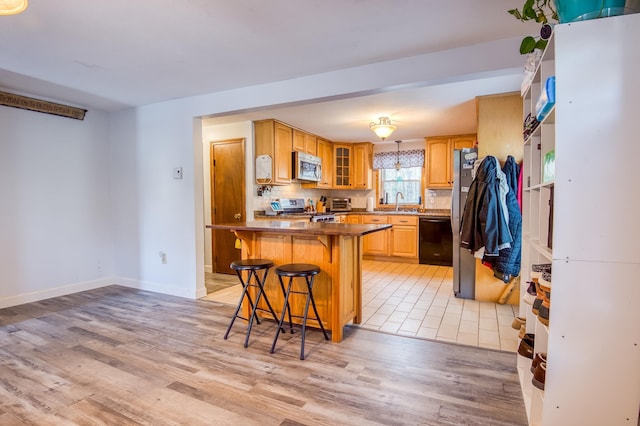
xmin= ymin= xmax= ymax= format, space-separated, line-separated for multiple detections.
xmin=419 ymin=217 xmax=453 ymax=266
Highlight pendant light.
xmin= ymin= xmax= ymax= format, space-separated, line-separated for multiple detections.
xmin=395 ymin=140 xmax=402 ymax=170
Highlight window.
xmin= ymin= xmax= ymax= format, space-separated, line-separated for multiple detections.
xmin=373 ymin=148 xmax=424 ymax=205
xmin=380 ymin=167 xmax=422 ymax=204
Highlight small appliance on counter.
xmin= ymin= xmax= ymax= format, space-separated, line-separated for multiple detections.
xmin=329 ymin=198 xmax=351 ymax=212
xmin=266 ymin=200 xmax=282 ymax=216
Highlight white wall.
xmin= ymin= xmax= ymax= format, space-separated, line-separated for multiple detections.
xmin=0 ymin=105 xmax=114 ymax=308
xmin=0 ymin=36 xmax=523 ymax=306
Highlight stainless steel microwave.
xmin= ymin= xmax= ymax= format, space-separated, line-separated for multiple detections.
xmin=293 ymin=151 xmax=322 ymax=182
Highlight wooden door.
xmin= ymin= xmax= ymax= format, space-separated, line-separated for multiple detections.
xmin=211 ymin=139 xmax=245 ymax=274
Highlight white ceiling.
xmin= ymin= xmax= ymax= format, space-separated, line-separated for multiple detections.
xmin=0 ymin=1 xmax=539 ymax=142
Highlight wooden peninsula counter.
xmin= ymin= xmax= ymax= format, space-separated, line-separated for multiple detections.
xmin=207 ymin=221 xmax=391 ymax=342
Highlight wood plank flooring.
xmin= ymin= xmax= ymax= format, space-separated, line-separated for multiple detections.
xmin=0 ymin=286 xmax=527 ymax=425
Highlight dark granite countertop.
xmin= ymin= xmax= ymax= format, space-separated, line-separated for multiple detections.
xmin=207 ymin=221 xmax=391 ymax=236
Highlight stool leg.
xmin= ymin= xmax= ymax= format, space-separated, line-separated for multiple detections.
xmin=270 ymin=276 xmax=293 ymax=354
xmin=277 ymin=275 xmax=294 ymax=334
xmin=300 ymin=276 xmax=313 ymax=360
xmin=253 ymin=268 xmax=280 ymax=324
xmin=243 ymin=270 xmax=262 ymax=348
xmin=224 ymin=269 xmax=252 ymax=340
xmin=307 ymin=275 xmax=329 ymax=341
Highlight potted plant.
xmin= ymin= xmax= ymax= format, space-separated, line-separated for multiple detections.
xmin=508 ymin=0 xmax=557 ymax=54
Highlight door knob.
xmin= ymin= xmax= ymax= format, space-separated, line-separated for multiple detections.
xmin=234 ymin=213 xmax=242 ymax=221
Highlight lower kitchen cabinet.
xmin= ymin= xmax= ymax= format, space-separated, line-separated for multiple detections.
xmin=362 ymin=215 xmax=388 ymax=255
xmin=389 ymin=216 xmax=418 ymax=258
xmin=361 ymin=215 xmax=418 ymax=260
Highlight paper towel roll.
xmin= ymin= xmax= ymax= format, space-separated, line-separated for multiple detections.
xmin=366 ymin=196 xmax=374 ymax=212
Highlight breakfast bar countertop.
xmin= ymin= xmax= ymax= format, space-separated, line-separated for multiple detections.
xmin=208 ymin=221 xmax=391 ymax=235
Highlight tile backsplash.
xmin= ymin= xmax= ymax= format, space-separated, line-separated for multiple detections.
xmin=425 ymin=189 xmax=452 ymax=209
xmin=254 ymin=183 xmax=375 ymax=211
xmin=254 ymin=183 xmax=453 ymax=212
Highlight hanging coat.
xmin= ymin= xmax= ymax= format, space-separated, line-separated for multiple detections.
xmin=460 ymin=156 xmax=512 ymax=256
xmin=487 ymin=156 xmax=522 ymax=282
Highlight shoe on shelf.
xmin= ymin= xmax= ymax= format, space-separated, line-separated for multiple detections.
xmin=517 ymin=333 xmax=535 ymax=359
xmin=532 ymin=361 xmax=547 ymax=390
xmin=512 ymin=316 xmax=526 ymax=330
xmin=519 ymin=324 xmax=526 ymax=339
xmin=530 ymin=352 xmax=547 ymax=373
xmin=540 ymin=270 xmax=552 ymax=287
xmin=532 ymin=279 xmax=543 ymax=315
xmin=531 ymin=263 xmax=551 ymax=279
xmin=538 ymin=288 xmax=551 ymax=326
xmin=523 ymin=281 xmax=537 ymax=305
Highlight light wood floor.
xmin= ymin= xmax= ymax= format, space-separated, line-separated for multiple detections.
xmin=0 ymin=286 xmax=526 ymax=425
xmin=204 ymin=261 xmax=520 ymax=352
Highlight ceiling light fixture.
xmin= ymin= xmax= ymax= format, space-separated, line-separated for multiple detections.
xmin=369 ymin=116 xmax=397 ymax=141
xmin=0 ymin=0 xmax=28 ymax=15
xmin=395 ymin=140 xmax=402 ymax=170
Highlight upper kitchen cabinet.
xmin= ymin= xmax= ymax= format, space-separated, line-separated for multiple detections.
xmin=425 ymin=134 xmax=476 ymax=188
xmin=332 ymin=142 xmax=373 ymax=190
xmin=333 ymin=143 xmax=352 ymax=188
xmin=254 ymin=119 xmax=293 ymax=185
xmin=317 ymin=138 xmax=333 ymax=188
xmin=293 ymin=129 xmax=318 ymax=156
xmin=352 ymin=142 xmax=373 ymax=190
xmin=301 ymin=137 xmax=333 ymax=189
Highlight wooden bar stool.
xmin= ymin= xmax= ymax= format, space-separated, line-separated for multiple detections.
xmin=224 ymin=259 xmax=279 ymax=348
xmin=270 ymin=263 xmax=329 ymax=360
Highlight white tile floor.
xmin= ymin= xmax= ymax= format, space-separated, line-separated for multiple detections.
xmin=360 ymin=260 xmax=519 ymax=352
xmin=202 ymin=260 xmax=520 ymax=352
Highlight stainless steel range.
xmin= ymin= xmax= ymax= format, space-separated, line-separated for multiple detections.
xmin=309 ymin=214 xmax=335 ymax=223
xmin=279 ymin=198 xmax=336 ymax=222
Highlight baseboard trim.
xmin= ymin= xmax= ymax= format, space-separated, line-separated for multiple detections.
xmin=114 ymin=277 xmax=207 ymax=300
xmin=0 ymin=278 xmax=115 ymax=309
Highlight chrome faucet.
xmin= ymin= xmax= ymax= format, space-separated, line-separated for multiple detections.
xmin=395 ymin=191 xmax=404 ymax=211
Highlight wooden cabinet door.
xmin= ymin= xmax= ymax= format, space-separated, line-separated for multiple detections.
xmin=426 ymin=137 xmax=451 ymax=188
xmin=305 ymin=133 xmax=318 ymax=156
xmin=317 ymin=138 xmax=333 ymax=188
xmin=274 ymin=122 xmax=292 ymax=184
xmin=333 ymin=144 xmax=352 ymax=188
xmin=346 ymin=215 xmax=361 ymax=224
xmin=293 ymin=129 xmax=305 ymax=152
xmin=389 ymin=216 xmax=418 ymax=258
xmin=352 ymin=143 xmax=372 ymax=190
xmin=362 ymin=215 xmax=388 ymax=255
xmin=390 ymin=226 xmax=418 ymax=258
xmin=452 ymin=135 xmax=475 ymax=150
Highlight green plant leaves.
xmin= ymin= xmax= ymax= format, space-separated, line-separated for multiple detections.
xmin=520 ymin=36 xmax=537 ymax=54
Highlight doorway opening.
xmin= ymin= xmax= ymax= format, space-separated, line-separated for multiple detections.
xmin=207 ymin=138 xmax=245 ymax=295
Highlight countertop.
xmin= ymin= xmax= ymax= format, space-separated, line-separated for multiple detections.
xmin=207 ymin=221 xmax=391 ymax=236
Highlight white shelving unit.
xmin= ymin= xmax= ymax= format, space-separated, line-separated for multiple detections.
xmin=518 ymin=14 xmax=640 ymax=426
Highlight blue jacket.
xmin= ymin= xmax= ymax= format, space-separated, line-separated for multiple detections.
xmin=460 ymin=156 xmax=512 ymax=256
xmin=488 ymin=156 xmax=522 ymax=281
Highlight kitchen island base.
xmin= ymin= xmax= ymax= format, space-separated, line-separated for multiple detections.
xmin=234 ymin=230 xmax=361 ymax=343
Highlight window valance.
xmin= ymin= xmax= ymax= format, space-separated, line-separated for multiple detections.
xmin=373 ymin=149 xmax=425 ymax=170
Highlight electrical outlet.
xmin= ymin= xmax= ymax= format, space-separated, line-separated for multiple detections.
xmin=173 ymin=167 xmax=182 ymax=179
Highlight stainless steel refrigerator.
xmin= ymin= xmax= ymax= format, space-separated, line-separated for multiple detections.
xmin=451 ymin=148 xmax=477 ymax=299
